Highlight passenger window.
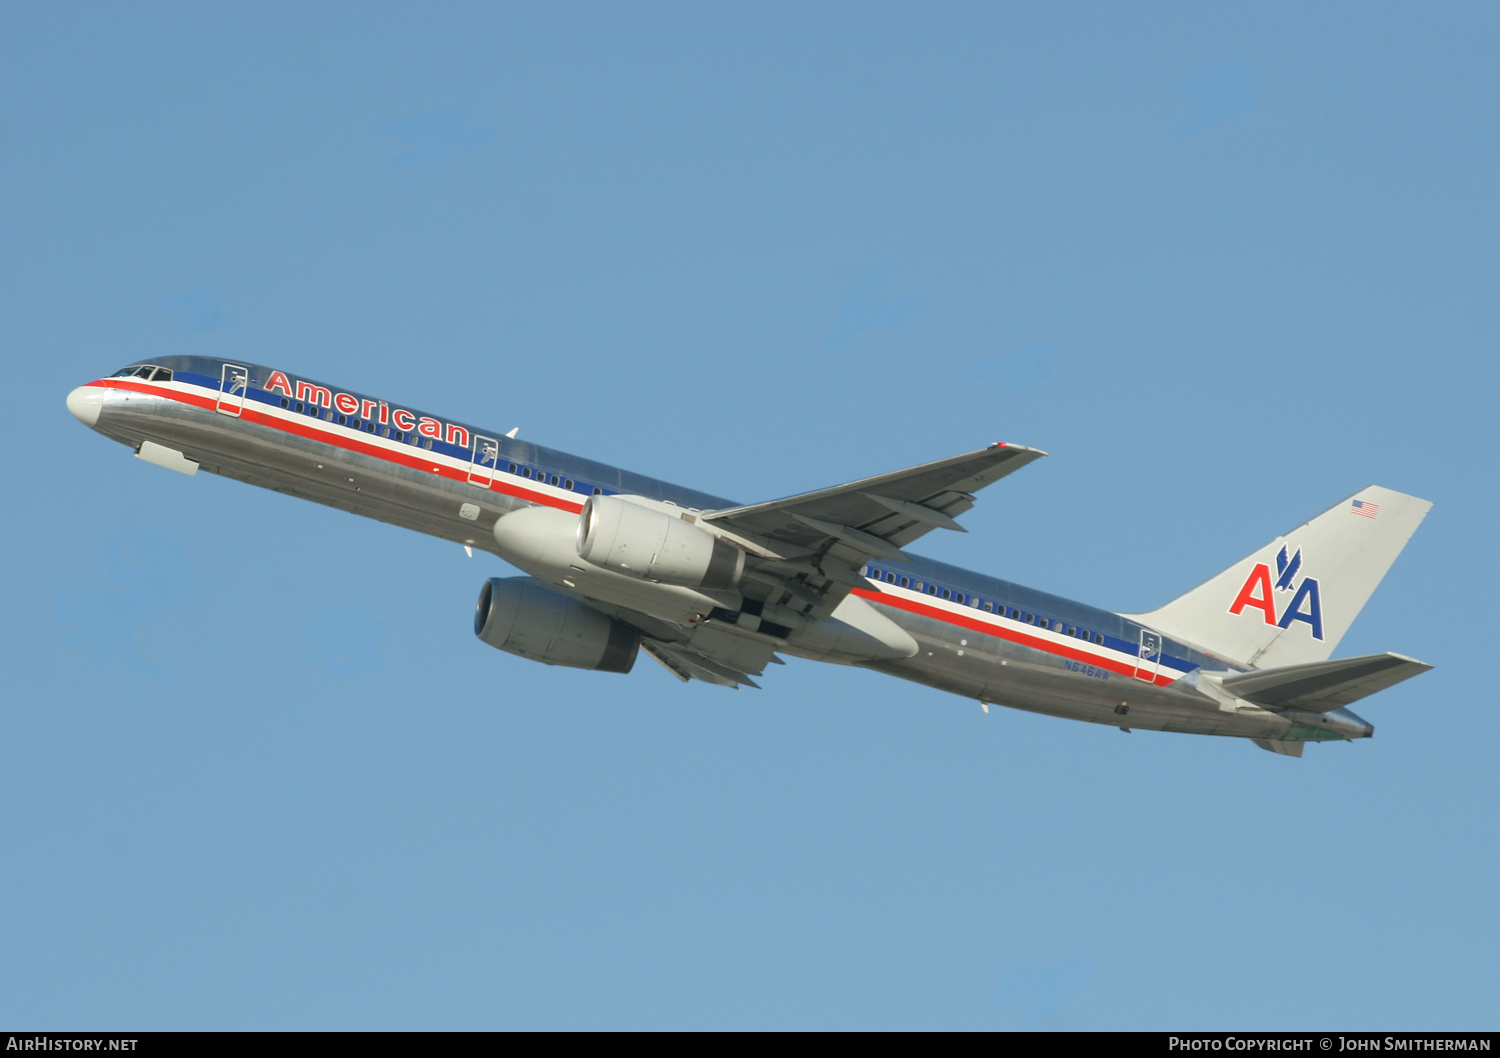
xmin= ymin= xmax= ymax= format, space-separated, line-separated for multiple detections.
xmin=522 ymin=468 xmax=532 ymax=478
xmin=337 ymin=415 xmax=346 ymax=425
xmin=550 ymin=475 xmax=559 ymax=486
xmin=593 ymin=487 xmax=602 ymax=495
xmin=1094 ymin=633 xmax=1104 ymax=645
xmin=984 ymin=601 xmax=994 ymax=612
xmin=941 ymin=589 xmax=950 ymax=600
xmin=423 ymin=438 xmax=433 ymax=450
xmin=899 ymin=577 xmax=909 ymax=589
xmin=565 ymin=479 xmax=574 ymax=490
xmin=508 ymin=463 xmax=517 ymax=473
xmin=280 ymin=398 xmax=289 ymax=409
xmin=926 ymin=585 xmax=937 ymax=595
xmin=971 ymin=597 xmax=981 ymax=608
xmin=885 ymin=573 xmax=895 ymax=583
xmin=954 ymin=593 xmax=964 ymax=604
xmin=1025 ymin=614 xmax=1035 ymax=624
xmin=1068 ymin=626 xmax=1077 ymax=637
xmin=380 ymin=426 xmax=390 ymax=438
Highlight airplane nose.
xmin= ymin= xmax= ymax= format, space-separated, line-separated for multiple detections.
xmin=67 ymin=385 xmax=105 ymax=427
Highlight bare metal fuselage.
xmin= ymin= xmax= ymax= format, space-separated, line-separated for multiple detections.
xmin=70 ymin=356 xmax=1373 ymax=746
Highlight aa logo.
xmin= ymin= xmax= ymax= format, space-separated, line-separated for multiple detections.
xmin=1229 ymin=545 xmax=1324 ymax=639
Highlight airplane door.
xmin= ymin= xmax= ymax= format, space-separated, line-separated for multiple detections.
xmin=1134 ymin=630 xmax=1162 ymax=682
xmin=468 ymin=434 xmax=499 ymax=487
xmin=216 ymin=363 xmax=249 ymax=417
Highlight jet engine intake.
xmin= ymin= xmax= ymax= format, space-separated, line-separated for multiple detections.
xmin=474 ymin=577 xmax=639 ymax=673
xmin=576 ymin=495 xmax=743 ymax=590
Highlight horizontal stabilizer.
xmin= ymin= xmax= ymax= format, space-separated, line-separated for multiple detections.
xmin=1223 ymin=652 xmax=1431 ymax=712
xmin=1251 ymin=739 xmax=1305 ymax=758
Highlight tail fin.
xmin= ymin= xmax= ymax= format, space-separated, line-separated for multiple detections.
xmin=1125 ymin=486 xmax=1432 ymax=669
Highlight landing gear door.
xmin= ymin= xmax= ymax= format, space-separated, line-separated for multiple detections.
xmin=1134 ymin=630 xmax=1162 ymax=683
xmin=468 ymin=434 xmax=499 ymax=487
xmin=217 ymin=363 xmax=249 ymax=417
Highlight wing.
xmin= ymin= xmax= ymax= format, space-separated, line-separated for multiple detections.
xmin=594 ymin=443 xmax=1046 ymax=688
xmin=700 ymin=443 xmax=1046 ymax=617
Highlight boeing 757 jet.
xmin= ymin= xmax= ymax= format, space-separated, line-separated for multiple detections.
xmin=67 ymin=358 xmax=1432 ymax=756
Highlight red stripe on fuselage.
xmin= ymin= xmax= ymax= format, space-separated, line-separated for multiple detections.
xmin=91 ymin=378 xmax=585 ymax=514
xmin=852 ymin=586 xmax=1174 ymax=686
xmin=92 ymin=378 xmax=1169 ymax=684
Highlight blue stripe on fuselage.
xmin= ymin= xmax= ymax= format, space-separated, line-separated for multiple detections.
xmin=123 ymin=355 xmax=1220 ymax=678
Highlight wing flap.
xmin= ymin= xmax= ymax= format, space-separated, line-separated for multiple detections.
xmin=639 ymin=622 xmax=779 ymax=690
xmin=1223 ymin=652 xmax=1432 ymax=712
xmin=704 ymin=443 xmax=1046 ymax=559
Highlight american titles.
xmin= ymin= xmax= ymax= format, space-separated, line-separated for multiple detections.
xmin=262 ymin=369 xmax=471 ymax=449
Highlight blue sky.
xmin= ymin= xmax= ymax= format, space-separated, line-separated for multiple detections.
xmin=3 ymin=2 xmax=1496 ymax=1029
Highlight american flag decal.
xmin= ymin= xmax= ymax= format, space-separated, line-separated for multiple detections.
xmin=1352 ymin=499 xmax=1380 ymax=519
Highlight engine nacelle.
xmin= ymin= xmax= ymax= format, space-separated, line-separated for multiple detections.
xmin=576 ymin=495 xmax=744 ymax=590
xmin=474 ymin=577 xmax=639 ymax=673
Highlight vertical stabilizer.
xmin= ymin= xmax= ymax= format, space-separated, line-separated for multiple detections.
xmin=1124 ymin=486 xmax=1431 ymax=669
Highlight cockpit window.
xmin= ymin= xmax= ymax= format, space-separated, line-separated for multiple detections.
xmin=111 ymin=365 xmax=170 ymax=380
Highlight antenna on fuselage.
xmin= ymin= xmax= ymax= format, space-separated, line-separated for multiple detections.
xmin=505 ymin=427 xmax=518 ymax=439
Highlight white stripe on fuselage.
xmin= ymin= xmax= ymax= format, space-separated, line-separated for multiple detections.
xmin=855 ymin=578 xmax=1148 ymax=676
xmin=155 ymin=375 xmax=591 ymax=511
xmin=122 ymin=373 xmax=1177 ymax=684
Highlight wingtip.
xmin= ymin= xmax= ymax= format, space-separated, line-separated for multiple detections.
xmin=993 ymin=442 xmax=1050 ymax=458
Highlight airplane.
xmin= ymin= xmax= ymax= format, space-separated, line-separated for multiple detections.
xmin=66 ymin=357 xmax=1433 ymax=757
